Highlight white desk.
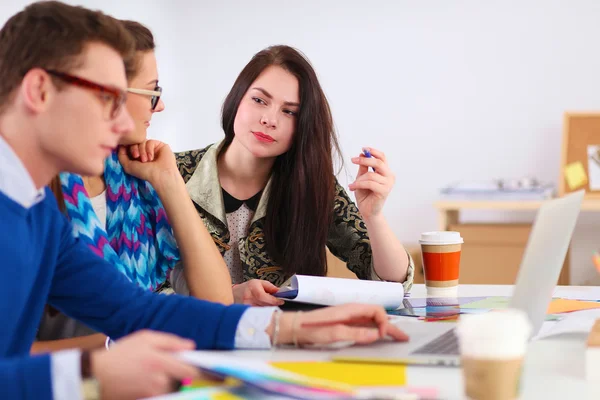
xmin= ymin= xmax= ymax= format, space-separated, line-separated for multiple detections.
xmin=207 ymin=285 xmax=600 ymax=400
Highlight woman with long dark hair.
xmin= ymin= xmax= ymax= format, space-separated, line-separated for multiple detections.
xmin=174 ymin=45 xmax=414 ymax=305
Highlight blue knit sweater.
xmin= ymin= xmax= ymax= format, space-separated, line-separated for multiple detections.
xmin=0 ymin=188 xmax=248 ymax=399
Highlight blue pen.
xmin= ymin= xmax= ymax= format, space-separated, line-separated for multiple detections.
xmin=362 ymin=148 xmax=375 ymax=172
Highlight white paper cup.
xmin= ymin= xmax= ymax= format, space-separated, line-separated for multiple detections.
xmin=426 ymin=286 xmax=459 ymax=297
xmin=456 ymin=309 xmax=532 ymax=400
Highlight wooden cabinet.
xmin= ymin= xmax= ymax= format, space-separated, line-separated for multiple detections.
xmin=447 ymin=223 xmax=569 ymax=285
xmin=435 ymin=200 xmax=578 ymax=285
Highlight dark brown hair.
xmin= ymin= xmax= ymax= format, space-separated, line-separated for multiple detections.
xmin=120 ymin=20 xmax=156 ymax=80
xmin=221 ymin=45 xmax=342 ymax=278
xmin=0 ymin=1 xmax=135 ymax=114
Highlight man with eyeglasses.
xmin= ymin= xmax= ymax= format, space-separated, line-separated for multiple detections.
xmin=0 ymin=2 xmax=407 ymax=400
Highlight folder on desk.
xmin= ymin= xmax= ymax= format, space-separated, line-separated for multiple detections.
xmin=274 ymin=275 xmax=405 ymax=309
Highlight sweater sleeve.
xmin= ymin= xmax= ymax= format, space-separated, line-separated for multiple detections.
xmin=48 ymin=212 xmax=248 ymax=350
xmin=0 ymin=354 xmax=53 ymax=400
xmin=326 ymin=180 xmax=414 ymax=292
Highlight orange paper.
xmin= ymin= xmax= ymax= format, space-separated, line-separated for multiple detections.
xmin=547 ymin=298 xmax=600 ymax=314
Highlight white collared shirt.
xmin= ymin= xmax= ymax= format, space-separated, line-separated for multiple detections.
xmin=0 ymin=135 xmax=45 ymax=208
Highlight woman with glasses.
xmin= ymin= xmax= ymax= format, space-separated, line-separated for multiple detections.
xmin=33 ymin=20 xmax=233 ymax=353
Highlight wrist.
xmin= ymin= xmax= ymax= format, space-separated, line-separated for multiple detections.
xmin=88 ymin=349 xmax=106 ymax=381
xmin=82 ymin=350 xmax=101 ymax=400
xmin=151 ymin=169 xmax=185 ymax=195
xmin=266 ymin=311 xmax=294 ymax=346
xmin=363 ymin=212 xmax=385 ymax=226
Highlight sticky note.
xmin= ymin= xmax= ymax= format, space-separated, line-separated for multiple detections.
xmin=271 ymin=361 xmax=406 ymax=386
xmin=565 ymin=161 xmax=588 ymax=190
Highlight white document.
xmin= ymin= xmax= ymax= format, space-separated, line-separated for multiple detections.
xmin=276 ymin=275 xmax=404 ymax=309
xmin=536 ymin=309 xmax=600 ymax=339
xmin=553 ymin=286 xmax=600 ymax=301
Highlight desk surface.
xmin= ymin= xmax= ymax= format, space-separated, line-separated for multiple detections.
xmin=209 ymin=285 xmax=600 ymax=400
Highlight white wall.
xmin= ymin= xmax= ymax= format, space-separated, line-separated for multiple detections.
xmin=3 ymin=0 xmax=600 ymax=284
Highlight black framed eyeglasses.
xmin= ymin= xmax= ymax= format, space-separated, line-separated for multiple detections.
xmin=44 ymin=69 xmax=127 ymax=120
xmin=127 ymin=86 xmax=162 ymax=110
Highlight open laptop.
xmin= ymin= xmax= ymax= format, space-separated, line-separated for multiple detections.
xmin=333 ymin=190 xmax=584 ymax=367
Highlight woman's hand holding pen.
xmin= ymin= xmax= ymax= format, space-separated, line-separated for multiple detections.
xmin=348 ymin=147 xmax=395 ymax=219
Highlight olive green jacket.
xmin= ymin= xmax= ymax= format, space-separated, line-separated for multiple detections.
xmin=175 ymin=141 xmax=414 ymax=291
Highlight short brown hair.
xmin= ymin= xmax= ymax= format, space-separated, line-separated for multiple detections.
xmin=120 ymin=20 xmax=156 ymax=80
xmin=0 ymin=1 xmax=135 ymax=114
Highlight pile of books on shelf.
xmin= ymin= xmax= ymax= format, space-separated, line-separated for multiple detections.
xmin=439 ymin=178 xmax=555 ymax=201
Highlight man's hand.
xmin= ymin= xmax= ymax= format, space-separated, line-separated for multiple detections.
xmin=272 ymin=304 xmax=409 ymax=347
xmin=90 ymin=330 xmax=199 ymax=400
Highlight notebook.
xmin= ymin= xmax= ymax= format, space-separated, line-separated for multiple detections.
xmin=274 ymin=275 xmax=404 ymax=309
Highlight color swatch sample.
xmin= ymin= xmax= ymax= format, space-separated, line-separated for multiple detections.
xmin=459 ymin=296 xmax=510 ymax=310
xmin=178 ymin=352 xmax=357 ymax=400
xmin=547 ymin=299 xmax=600 ymax=314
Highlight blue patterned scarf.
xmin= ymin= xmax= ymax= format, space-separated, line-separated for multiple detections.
xmin=60 ymin=152 xmax=180 ymax=290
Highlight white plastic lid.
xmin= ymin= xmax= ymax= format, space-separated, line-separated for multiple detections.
xmin=419 ymin=231 xmax=463 ymax=245
xmin=456 ymin=309 xmax=532 ymax=358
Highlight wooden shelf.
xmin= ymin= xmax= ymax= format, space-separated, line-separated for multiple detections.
xmin=433 ymin=198 xmax=578 ymax=285
xmin=434 ymin=198 xmax=600 ymax=212
xmin=435 ymin=200 xmax=543 ymax=211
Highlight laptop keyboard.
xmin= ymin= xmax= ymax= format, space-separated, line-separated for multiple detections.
xmin=411 ymin=329 xmax=459 ymax=356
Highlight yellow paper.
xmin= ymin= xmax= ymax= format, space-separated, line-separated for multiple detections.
xmin=271 ymin=361 xmax=406 ymax=386
xmin=213 ymin=394 xmax=244 ymax=400
xmin=565 ymin=161 xmax=588 ymax=190
xmin=547 ymin=298 xmax=600 ymax=314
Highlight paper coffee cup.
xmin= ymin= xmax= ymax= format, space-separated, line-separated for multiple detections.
xmin=456 ymin=309 xmax=532 ymax=400
xmin=419 ymin=231 xmax=463 ymax=295
xmin=426 ymin=286 xmax=459 ymax=297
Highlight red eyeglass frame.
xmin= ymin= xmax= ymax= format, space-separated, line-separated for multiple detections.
xmin=45 ymin=69 xmax=127 ymax=119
